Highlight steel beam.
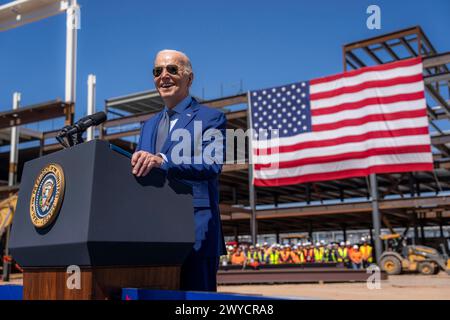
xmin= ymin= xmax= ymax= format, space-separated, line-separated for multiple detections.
xmin=217 ymin=267 xmax=388 ymax=285
xmin=344 ymin=26 xmax=421 ymax=52
xmin=0 ymin=100 xmax=71 ymax=130
xmin=203 ymin=94 xmax=247 ymax=109
xmin=400 ymin=37 xmax=418 ymax=56
xmin=0 ymin=0 xmax=66 ymax=31
xmin=222 ymin=195 xmax=450 ymax=222
xmin=423 ymin=52 xmax=450 ymax=68
xmin=381 ymin=42 xmax=400 ymax=60
xmin=424 ymin=71 xmax=450 ymax=84
xmin=363 ymin=47 xmax=384 ymax=64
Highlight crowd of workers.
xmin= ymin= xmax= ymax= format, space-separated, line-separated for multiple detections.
xmin=222 ymin=240 xmax=373 ymax=270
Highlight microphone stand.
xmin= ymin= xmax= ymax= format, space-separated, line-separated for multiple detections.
xmin=55 ymin=112 xmax=106 ymax=149
xmin=56 ymin=125 xmax=85 ymax=149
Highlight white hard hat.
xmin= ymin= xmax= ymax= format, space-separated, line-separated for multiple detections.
xmin=353 ymin=245 xmax=359 ymax=249
xmin=315 ymin=242 xmax=320 ymax=246
xmin=340 ymin=242 xmax=345 ymax=246
xmin=346 ymin=241 xmax=351 ymax=246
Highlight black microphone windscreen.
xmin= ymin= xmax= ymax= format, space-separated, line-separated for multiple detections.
xmin=77 ymin=111 xmax=107 ymax=126
xmin=90 ymin=111 xmax=107 ymax=125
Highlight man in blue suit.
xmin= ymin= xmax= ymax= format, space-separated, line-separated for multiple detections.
xmin=131 ymin=49 xmax=226 ymax=292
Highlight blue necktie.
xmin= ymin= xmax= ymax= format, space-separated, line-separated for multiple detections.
xmin=155 ymin=109 xmax=175 ymax=153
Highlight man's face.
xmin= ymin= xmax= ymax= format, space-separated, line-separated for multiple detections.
xmin=153 ymin=52 xmax=192 ymax=106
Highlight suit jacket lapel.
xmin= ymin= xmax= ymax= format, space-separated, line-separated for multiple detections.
xmin=150 ymin=111 xmax=164 ymax=154
xmin=160 ymin=99 xmax=199 ymax=154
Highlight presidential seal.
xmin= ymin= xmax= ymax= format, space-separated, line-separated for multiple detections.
xmin=30 ymin=163 xmax=65 ymax=228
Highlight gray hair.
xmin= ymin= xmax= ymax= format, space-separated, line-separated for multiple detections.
xmin=155 ymin=49 xmax=193 ymax=75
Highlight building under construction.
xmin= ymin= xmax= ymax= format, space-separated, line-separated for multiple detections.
xmin=1 ymin=25 xmax=450 ymax=263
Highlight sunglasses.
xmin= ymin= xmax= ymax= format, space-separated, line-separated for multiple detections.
xmin=152 ymin=65 xmax=180 ymax=77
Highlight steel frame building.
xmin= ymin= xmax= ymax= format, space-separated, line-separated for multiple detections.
xmin=1 ymin=26 xmax=449 ymax=247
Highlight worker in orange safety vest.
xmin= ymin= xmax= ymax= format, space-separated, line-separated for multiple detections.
xmin=231 ymin=247 xmax=246 ymax=265
xmin=291 ymin=244 xmax=305 ymax=264
xmin=349 ymin=245 xmax=363 ymax=270
xmin=360 ymin=240 xmax=373 ymax=268
xmin=279 ymin=244 xmax=294 ymax=264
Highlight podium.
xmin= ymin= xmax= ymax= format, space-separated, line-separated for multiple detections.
xmin=9 ymin=140 xmax=195 ymax=300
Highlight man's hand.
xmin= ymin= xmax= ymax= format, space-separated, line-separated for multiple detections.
xmin=131 ymin=151 xmax=163 ymax=177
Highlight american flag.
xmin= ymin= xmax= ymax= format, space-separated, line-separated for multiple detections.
xmin=249 ymin=57 xmax=433 ymax=187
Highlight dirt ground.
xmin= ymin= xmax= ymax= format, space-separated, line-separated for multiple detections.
xmin=2 ymin=272 xmax=450 ymax=300
xmin=218 ymin=272 xmax=450 ymax=300
xmin=0 ymin=274 xmax=22 ymax=286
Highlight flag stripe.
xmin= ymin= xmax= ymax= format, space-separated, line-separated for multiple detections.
xmin=254 ymin=163 xmax=433 ymax=186
xmin=311 ymin=81 xmax=423 ymax=110
xmin=313 ymin=108 xmax=427 ymax=132
xmin=255 ymin=145 xmax=431 ymax=170
xmin=254 ymin=127 xmax=429 ymax=155
xmin=313 ymin=99 xmax=426 ymax=125
xmin=255 ymin=134 xmax=431 ymax=164
xmin=253 ymin=117 xmax=429 ymax=149
xmin=310 ymin=57 xmax=422 ymax=86
xmin=310 ymin=62 xmax=422 ymax=94
xmin=311 ymin=91 xmax=425 ymax=116
xmin=254 ymin=153 xmax=433 ymax=179
xmin=310 ymin=74 xmax=423 ymax=100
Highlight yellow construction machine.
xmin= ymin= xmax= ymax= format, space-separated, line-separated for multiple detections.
xmin=379 ymin=233 xmax=450 ymax=275
xmin=0 ymin=194 xmax=18 ymax=237
xmin=1 ymin=194 xmax=23 ymax=274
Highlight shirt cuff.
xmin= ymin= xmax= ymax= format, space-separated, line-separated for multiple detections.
xmin=157 ymin=152 xmax=168 ymax=163
xmin=157 ymin=153 xmax=169 ymax=171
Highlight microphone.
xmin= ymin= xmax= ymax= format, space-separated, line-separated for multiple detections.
xmin=56 ymin=111 xmax=107 ymax=148
xmin=65 ymin=111 xmax=107 ymax=136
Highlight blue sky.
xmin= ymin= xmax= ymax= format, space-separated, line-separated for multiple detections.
xmin=0 ymin=0 xmax=449 ymax=130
